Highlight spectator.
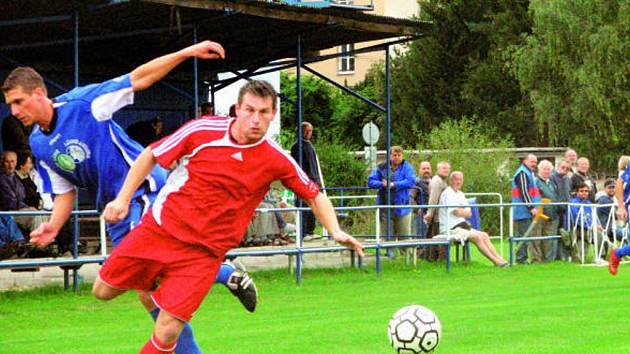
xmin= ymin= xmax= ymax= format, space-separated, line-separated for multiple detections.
xmin=368 ymin=146 xmax=416 ymax=242
xmin=565 ymin=148 xmax=578 ymax=175
xmin=15 ymin=150 xmax=42 ymax=209
xmin=532 ymin=160 xmax=560 ymax=263
xmin=125 ymin=116 xmax=165 ymax=147
xmin=0 ymin=215 xmax=25 ymax=260
xmin=423 ymin=161 xmax=450 ymax=261
xmin=228 ymin=104 xmax=237 ymax=118
xmin=570 ymin=157 xmax=597 ymax=201
xmin=290 ymin=122 xmax=322 ymax=239
xmin=410 ymin=161 xmax=432 ymax=239
xmin=569 ymin=182 xmax=604 ymax=263
xmin=550 ymin=159 xmax=572 ymax=260
xmin=1 ymin=115 xmax=31 ymax=155
xmin=0 ymin=150 xmax=46 ymax=235
xmin=200 ymin=102 xmax=214 ymax=117
xmin=512 ymin=153 xmax=541 ymax=264
xmin=596 ymin=178 xmax=623 ymax=243
xmin=438 ymin=171 xmax=508 ymax=267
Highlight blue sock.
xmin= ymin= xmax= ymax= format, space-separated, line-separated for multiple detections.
xmin=616 ymin=245 xmax=630 ymax=258
xmin=215 ymin=262 xmax=235 ymax=285
xmin=149 ymin=308 xmax=201 ymax=354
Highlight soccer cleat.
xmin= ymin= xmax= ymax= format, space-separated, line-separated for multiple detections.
xmin=225 ymin=259 xmax=258 ymax=312
xmin=609 ymin=247 xmax=620 ymax=276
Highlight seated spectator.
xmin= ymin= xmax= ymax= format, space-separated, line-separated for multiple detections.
xmin=569 ymin=182 xmax=604 ymax=263
xmin=15 ymin=151 xmax=43 ymax=209
xmin=0 ymin=150 xmax=47 ymax=236
xmin=438 ymin=171 xmax=508 ymax=267
xmin=532 ymin=160 xmax=561 ymax=263
xmin=243 ymin=190 xmax=293 ymax=247
xmin=0 ymin=215 xmax=26 ymax=260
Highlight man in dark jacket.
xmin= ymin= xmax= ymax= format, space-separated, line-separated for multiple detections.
xmin=290 ymin=122 xmax=322 ymax=239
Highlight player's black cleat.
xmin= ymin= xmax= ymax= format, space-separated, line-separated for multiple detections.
xmin=226 ymin=259 xmax=258 ymax=312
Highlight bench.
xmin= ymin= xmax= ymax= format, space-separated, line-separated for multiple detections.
xmin=0 ymin=256 xmax=106 ymax=291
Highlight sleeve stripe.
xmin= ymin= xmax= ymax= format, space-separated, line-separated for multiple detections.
xmin=90 ymin=87 xmax=134 ymax=121
xmin=39 ymin=160 xmax=75 ymax=195
xmin=152 ymin=120 xmax=228 ymax=157
xmin=267 ymin=138 xmax=312 ymax=185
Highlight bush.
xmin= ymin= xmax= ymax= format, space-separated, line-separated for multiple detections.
xmin=424 ymin=118 xmax=517 ymax=236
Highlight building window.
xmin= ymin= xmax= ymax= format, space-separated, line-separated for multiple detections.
xmin=338 ymin=44 xmax=355 ymax=74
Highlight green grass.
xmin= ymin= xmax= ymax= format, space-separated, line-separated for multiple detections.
xmin=1 ymin=255 xmax=630 ymax=353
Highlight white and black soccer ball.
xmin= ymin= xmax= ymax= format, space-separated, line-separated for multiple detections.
xmin=387 ymin=305 xmax=441 ymax=353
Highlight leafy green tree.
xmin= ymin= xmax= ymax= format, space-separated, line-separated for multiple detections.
xmin=508 ymin=0 xmax=630 ymax=170
xmin=280 ymin=72 xmax=335 ymax=140
xmin=391 ymin=0 xmax=533 ymax=146
xmin=426 ymin=118 xmax=517 ymax=234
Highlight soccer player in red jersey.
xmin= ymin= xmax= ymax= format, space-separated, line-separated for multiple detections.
xmin=92 ymin=80 xmax=364 ymax=353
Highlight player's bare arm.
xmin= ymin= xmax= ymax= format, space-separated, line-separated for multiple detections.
xmin=104 ymin=148 xmax=158 ymax=223
xmin=30 ymin=189 xmax=76 ymax=247
xmin=130 ymin=40 xmax=225 ymax=92
xmin=305 ymin=193 xmax=364 ymax=257
xmin=615 ymin=177 xmax=627 ymax=221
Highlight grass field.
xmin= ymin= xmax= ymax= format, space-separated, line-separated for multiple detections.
xmin=1 ymin=253 xmax=630 ymax=354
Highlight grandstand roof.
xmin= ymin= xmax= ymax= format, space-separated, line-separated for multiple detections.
xmin=0 ymin=0 xmax=430 ymax=77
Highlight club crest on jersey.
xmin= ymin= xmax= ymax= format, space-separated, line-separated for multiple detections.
xmin=52 ymin=139 xmax=91 ymax=171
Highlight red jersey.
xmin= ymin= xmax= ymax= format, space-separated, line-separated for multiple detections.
xmin=149 ymin=117 xmax=319 ymax=255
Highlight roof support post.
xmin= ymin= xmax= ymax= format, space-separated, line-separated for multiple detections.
xmin=296 ymin=34 xmax=304 ymax=286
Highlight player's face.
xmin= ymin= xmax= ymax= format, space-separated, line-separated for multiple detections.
xmin=3 ymin=86 xmax=47 ymax=127
xmin=234 ymin=93 xmax=276 ymax=144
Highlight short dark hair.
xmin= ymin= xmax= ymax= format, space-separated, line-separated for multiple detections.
xmin=2 ymin=67 xmax=47 ymax=95
xmin=574 ymin=182 xmax=588 ymax=192
xmin=200 ymin=102 xmax=213 ymax=115
xmin=238 ymin=80 xmax=277 ymax=109
xmin=16 ymin=150 xmax=34 ymax=169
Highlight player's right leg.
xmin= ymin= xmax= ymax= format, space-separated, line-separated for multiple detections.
xmin=141 ymin=311 xmax=184 ymax=354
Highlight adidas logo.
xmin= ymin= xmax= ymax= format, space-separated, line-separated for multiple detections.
xmin=231 ymin=151 xmax=243 ymax=161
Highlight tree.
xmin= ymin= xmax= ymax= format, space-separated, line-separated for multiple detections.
xmin=509 ymin=0 xmax=630 ymax=171
xmin=390 ymin=0 xmax=533 ymax=147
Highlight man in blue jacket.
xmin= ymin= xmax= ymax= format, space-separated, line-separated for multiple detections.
xmin=368 ymin=146 xmax=417 ymax=241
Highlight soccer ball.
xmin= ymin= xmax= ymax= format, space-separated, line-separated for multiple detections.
xmin=387 ymin=305 xmax=441 ymax=353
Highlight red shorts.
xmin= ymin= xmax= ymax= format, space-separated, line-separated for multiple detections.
xmin=99 ymin=213 xmax=222 ymax=322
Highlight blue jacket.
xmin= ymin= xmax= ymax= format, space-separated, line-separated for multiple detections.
xmin=368 ymin=160 xmax=417 ymax=217
xmin=512 ymin=164 xmax=541 ymax=221
xmin=570 ymin=196 xmax=596 ymax=228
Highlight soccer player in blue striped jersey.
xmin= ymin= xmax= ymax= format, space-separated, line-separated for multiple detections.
xmin=609 ymin=155 xmax=630 ymax=275
xmin=2 ymin=41 xmax=256 ymax=353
